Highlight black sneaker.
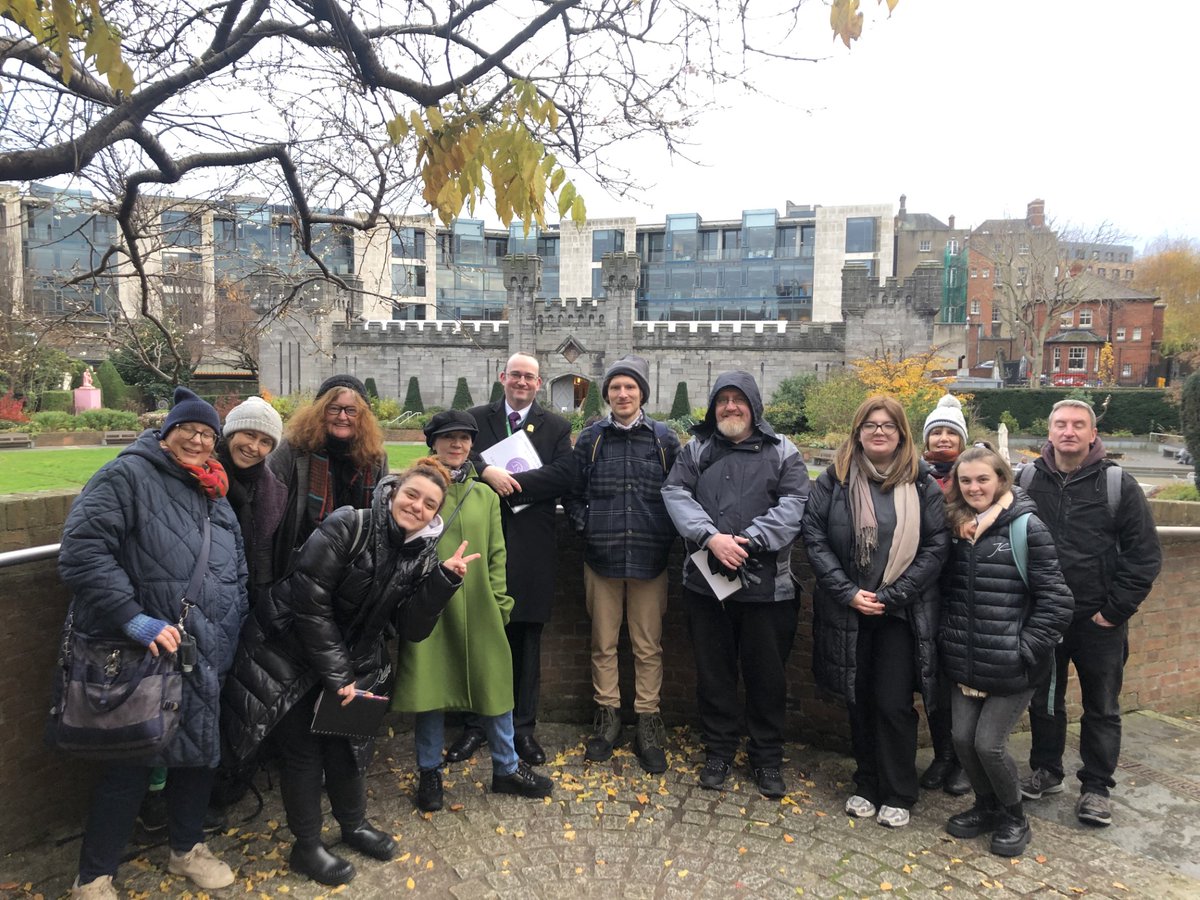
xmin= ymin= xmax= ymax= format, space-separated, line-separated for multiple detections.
xmin=136 ymin=790 xmax=168 ymax=833
xmin=1076 ymin=791 xmax=1112 ymax=826
xmin=1019 ymin=768 xmax=1064 ymax=800
xmin=699 ymin=757 xmax=732 ymax=790
xmin=753 ymin=766 xmax=787 ymax=799
xmin=416 ymin=768 xmax=443 ymax=812
xmin=492 ymin=761 xmax=553 ymax=799
xmin=634 ymin=713 xmax=668 ymax=774
xmin=585 ymin=705 xmax=622 ymax=762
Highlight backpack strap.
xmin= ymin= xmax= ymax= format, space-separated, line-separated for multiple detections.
xmin=1017 ymin=463 xmax=1036 ymax=490
xmin=1106 ymin=464 xmax=1122 ymax=519
xmin=1010 ymin=512 xmax=1032 ymax=588
xmin=348 ymin=508 xmax=370 ymax=562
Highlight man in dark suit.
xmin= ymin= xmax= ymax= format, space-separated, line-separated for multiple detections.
xmin=445 ymin=351 xmax=573 ymax=766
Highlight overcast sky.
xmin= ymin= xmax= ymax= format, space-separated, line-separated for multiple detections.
xmin=573 ymin=0 xmax=1200 ymax=253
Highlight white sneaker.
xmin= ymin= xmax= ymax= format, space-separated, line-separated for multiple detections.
xmin=168 ymin=842 xmax=235 ymax=889
xmin=877 ymin=805 xmax=911 ymax=827
xmin=71 ymin=875 xmax=117 ymax=899
xmin=844 ymin=794 xmax=877 ymax=818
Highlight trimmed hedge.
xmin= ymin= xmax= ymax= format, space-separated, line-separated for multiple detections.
xmin=968 ymin=389 xmax=1177 ymax=434
xmin=39 ymin=390 xmax=73 ymax=412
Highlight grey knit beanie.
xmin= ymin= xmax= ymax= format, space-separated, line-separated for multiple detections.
xmin=601 ymin=354 xmax=651 ymax=406
xmin=223 ymin=396 xmax=284 ymax=447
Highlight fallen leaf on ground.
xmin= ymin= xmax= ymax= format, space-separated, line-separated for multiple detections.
xmin=784 ymin=834 xmax=794 ymax=843
xmin=880 ymin=882 xmax=892 ymax=891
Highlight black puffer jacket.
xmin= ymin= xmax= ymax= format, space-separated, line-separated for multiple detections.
xmin=802 ymin=460 xmax=949 ymax=709
xmin=58 ymin=430 xmax=248 ymax=768
xmin=222 ymin=475 xmax=460 ymax=764
xmin=939 ymin=489 xmax=1074 ymax=694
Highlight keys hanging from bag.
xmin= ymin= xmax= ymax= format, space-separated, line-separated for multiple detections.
xmin=47 ymin=517 xmax=211 ymax=761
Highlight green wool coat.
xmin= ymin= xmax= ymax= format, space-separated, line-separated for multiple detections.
xmin=390 ymin=469 xmax=515 ymax=715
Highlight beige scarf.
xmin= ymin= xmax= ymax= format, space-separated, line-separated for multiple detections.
xmin=849 ymin=457 xmax=920 ymax=588
xmin=955 ymin=490 xmax=1013 ymax=542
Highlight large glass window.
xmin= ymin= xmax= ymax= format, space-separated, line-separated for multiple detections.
xmin=698 ymin=230 xmax=720 ymax=261
xmin=742 ymin=209 xmax=776 ymax=259
xmin=392 ymin=263 xmax=427 ymax=296
xmin=452 ymin=219 xmax=484 ymax=265
xmin=845 ymin=217 xmax=877 ymax=253
xmin=508 ymin=222 xmax=538 ymax=255
xmin=1068 ymin=347 xmax=1087 ymax=371
xmin=665 ymin=214 xmax=699 ymax=262
xmin=775 ymin=225 xmax=797 ymax=258
xmin=391 ymin=227 xmax=426 ymax=259
xmin=591 ymin=228 xmax=625 ymax=262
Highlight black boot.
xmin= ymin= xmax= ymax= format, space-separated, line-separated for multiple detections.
xmin=945 ymin=793 xmax=1000 ymax=839
xmin=943 ymin=762 xmax=972 ymax=796
xmin=289 ymin=841 xmax=356 ymax=885
xmin=990 ymin=803 xmax=1032 ymax=857
xmin=341 ymin=821 xmax=397 ymax=860
xmin=919 ymin=756 xmax=955 ymax=790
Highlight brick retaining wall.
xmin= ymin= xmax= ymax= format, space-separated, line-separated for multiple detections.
xmin=2 ymin=491 xmax=1197 ymax=852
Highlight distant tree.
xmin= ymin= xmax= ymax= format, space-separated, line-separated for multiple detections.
xmin=770 ymin=373 xmax=819 ymax=408
xmin=852 ymin=348 xmax=957 ymax=428
xmin=801 ymin=373 xmax=868 ymax=438
xmin=489 ymin=381 xmax=504 ymax=403
xmin=669 ymin=382 xmax=691 ymax=420
xmin=403 ymin=376 xmax=424 ymax=413
xmin=582 ymin=380 xmax=601 ymax=418
xmin=1181 ymin=372 xmax=1200 ymax=484
xmin=451 ymin=377 xmax=473 ymax=410
xmin=1133 ymin=237 xmax=1200 ymax=362
xmin=1098 ymin=343 xmax=1116 ymax=386
xmin=364 ymin=377 xmax=380 ymax=400
xmin=95 ymin=360 xmax=128 ymax=409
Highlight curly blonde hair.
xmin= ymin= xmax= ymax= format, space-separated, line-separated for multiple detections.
xmin=832 ymin=395 xmax=920 ymax=490
xmin=284 ymin=387 xmax=385 ymax=470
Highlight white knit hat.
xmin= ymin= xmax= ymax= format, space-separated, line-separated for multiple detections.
xmin=223 ymin=396 xmax=283 ymax=447
xmin=923 ymin=394 xmax=968 ymax=447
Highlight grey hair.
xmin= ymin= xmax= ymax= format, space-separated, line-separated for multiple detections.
xmin=1049 ymin=398 xmax=1096 ymax=428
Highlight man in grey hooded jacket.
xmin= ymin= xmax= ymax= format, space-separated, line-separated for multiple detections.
xmin=661 ymin=371 xmax=808 ymax=798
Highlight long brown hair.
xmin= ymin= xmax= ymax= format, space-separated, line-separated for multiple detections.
xmin=943 ymin=446 xmax=1013 ymax=531
xmin=832 ymin=395 xmax=920 ymax=490
xmin=284 ymin=387 xmax=385 ymax=470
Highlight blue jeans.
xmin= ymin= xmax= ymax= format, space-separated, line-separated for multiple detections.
xmin=78 ymin=764 xmax=214 ymax=882
xmin=416 ymin=710 xmax=519 ymax=775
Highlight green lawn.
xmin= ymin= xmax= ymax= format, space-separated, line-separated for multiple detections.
xmin=0 ymin=443 xmax=429 ymax=494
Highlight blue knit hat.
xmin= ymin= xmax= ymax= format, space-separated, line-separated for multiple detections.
xmin=160 ymin=386 xmax=221 ymax=439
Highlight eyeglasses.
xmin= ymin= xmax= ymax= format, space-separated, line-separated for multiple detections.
xmin=504 ymin=372 xmax=539 ymax=383
xmin=326 ymin=404 xmax=359 ymax=418
xmin=176 ymin=425 xmax=218 ymax=445
xmin=860 ymin=422 xmax=898 ymax=435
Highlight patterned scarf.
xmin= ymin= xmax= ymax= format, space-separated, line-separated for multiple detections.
xmin=922 ymin=448 xmax=959 ymax=487
xmin=307 ymin=449 xmax=376 ymax=526
xmin=175 ymin=456 xmax=229 ymax=499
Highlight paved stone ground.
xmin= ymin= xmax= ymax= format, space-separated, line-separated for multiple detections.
xmin=3 ymin=711 xmax=1198 ymax=899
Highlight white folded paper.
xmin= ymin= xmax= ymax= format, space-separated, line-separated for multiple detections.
xmin=480 ymin=429 xmax=542 ymax=514
xmin=689 ymin=549 xmax=743 ymax=601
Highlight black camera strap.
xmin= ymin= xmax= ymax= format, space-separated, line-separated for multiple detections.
xmin=178 ymin=516 xmax=211 ymax=627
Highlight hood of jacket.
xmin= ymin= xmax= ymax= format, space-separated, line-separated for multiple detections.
xmin=693 ymin=370 xmax=778 ymax=442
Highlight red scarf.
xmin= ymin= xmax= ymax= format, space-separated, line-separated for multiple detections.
xmin=177 ymin=457 xmax=230 ymax=499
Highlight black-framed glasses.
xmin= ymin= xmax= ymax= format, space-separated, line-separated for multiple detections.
xmin=176 ymin=425 xmax=218 ymax=445
xmin=860 ymin=422 xmax=898 ymax=435
xmin=326 ymin=404 xmax=359 ymax=418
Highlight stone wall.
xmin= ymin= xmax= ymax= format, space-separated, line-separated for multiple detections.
xmin=257 ymin=253 xmax=942 ymax=413
xmin=3 ymin=490 xmax=1198 ymax=852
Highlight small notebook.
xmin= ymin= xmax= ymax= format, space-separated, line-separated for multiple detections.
xmin=310 ymin=688 xmax=390 ymax=739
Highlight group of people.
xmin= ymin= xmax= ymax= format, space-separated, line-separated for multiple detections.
xmin=55 ymin=355 xmax=1161 ymax=898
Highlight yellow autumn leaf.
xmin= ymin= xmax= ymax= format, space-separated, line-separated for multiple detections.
xmin=829 ymin=0 xmax=863 ymax=48
xmin=783 ymin=834 xmax=794 ymax=843
xmin=405 ymin=877 xmax=415 ymax=890
xmin=881 ymin=883 xmax=892 ymax=892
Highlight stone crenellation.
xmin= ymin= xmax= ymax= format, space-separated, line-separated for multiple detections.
xmin=259 ymin=250 xmax=946 ymax=411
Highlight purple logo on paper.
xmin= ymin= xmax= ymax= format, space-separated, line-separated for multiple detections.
xmin=506 ymin=458 xmax=530 ymax=473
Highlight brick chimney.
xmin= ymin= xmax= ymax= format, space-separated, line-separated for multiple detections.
xmin=948 ymin=214 xmax=955 ymax=230
xmin=1027 ymin=199 xmax=1046 ymax=228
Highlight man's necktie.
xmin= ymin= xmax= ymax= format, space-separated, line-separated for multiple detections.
xmin=508 ymin=411 xmax=521 ymax=433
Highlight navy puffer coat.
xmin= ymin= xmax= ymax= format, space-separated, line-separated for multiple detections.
xmin=938 ymin=489 xmax=1074 ymax=694
xmin=57 ymin=430 xmax=249 ymax=768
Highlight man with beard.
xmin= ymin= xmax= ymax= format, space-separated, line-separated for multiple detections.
xmin=661 ymin=372 xmax=809 ymax=797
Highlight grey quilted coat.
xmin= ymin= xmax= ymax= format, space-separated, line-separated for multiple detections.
xmin=57 ymin=430 xmax=249 ymax=768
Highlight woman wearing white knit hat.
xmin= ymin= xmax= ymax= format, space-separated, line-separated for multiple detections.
xmin=918 ymin=393 xmax=971 ymax=796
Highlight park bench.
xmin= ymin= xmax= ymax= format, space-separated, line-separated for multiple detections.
xmin=103 ymin=430 xmax=139 ymax=446
xmin=0 ymin=432 xmax=34 ymax=449
xmin=810 ymin=450 xmax=835 ymax=467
